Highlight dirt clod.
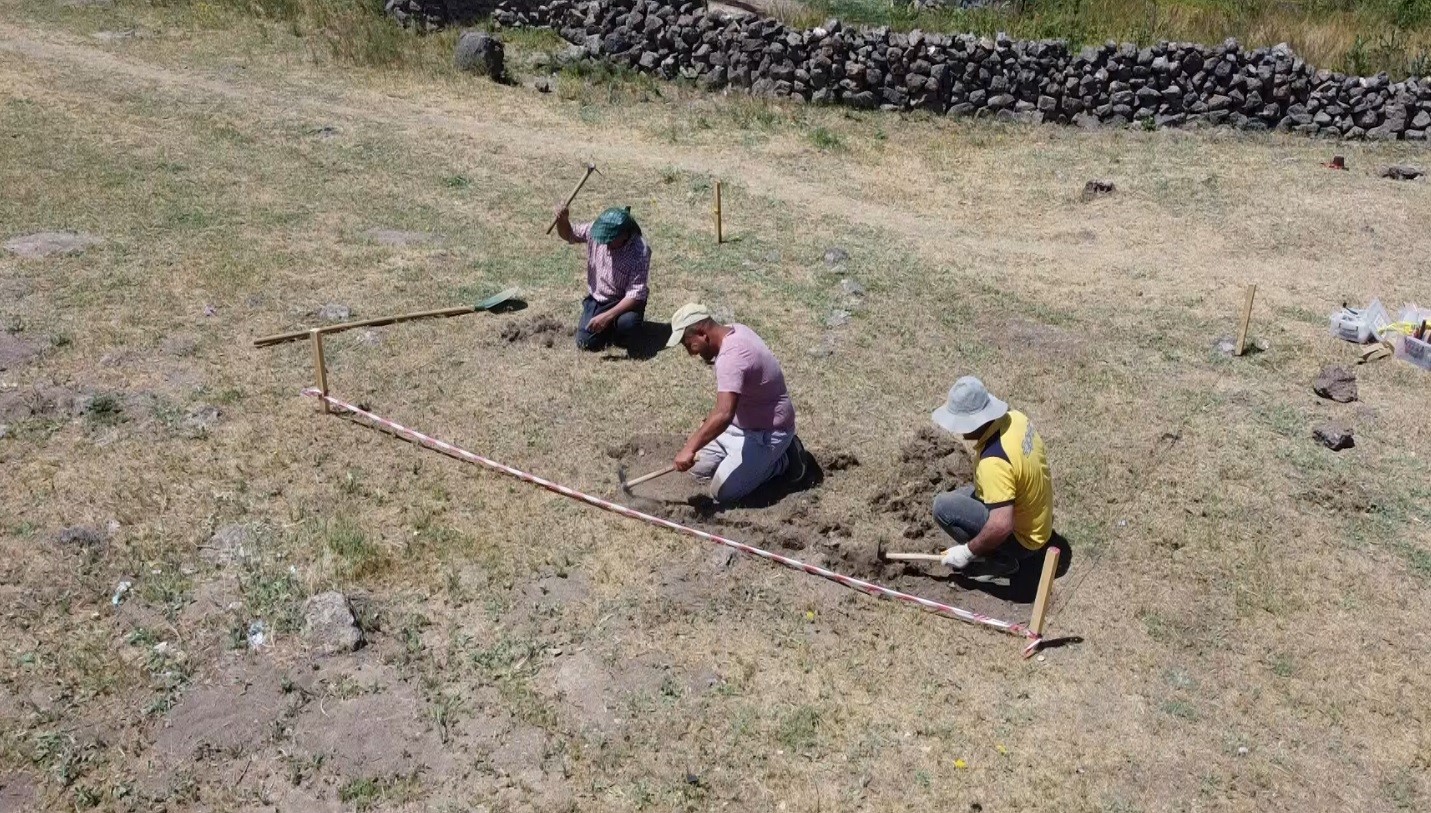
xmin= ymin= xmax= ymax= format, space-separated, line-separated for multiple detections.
xmin=1313 ymin=422 xmax=1354 ymax=451
xmin=1379 ymin=165 xmax=1423 ymax=181
xmin=1313 ymin=365 xmax=1357 ymax=403
xmin=1080 ymin=179 xmax=1116 ymax=202
xmin=822 ymin=450 xmax=860 ymax=471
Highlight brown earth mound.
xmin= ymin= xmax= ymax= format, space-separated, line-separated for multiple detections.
xmin=499 ymin=314 xmax=566 ymax=346
xmin=869 ymin=426 xmax=974 ymax=539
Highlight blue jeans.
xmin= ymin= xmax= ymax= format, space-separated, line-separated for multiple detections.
xmin=576 ymin=296 xmax=644 ymax=351
xmin=933 ymin=485 xmax=1040 ymax=574
xmin=689 ymin=424 xmax=794 ymax=502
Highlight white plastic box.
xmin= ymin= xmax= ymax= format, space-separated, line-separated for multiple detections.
xmin=1396 ymin=333 xmax=1431 ymax=372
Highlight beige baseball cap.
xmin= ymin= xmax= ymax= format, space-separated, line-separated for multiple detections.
xmin=666 ymin=303 xmax=715 ymax=348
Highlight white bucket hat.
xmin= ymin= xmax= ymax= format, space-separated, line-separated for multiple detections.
xmin=932 ymin=376 xmax=1008 ymax=435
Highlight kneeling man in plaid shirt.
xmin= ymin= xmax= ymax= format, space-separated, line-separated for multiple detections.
xmin=553 ymin=204 xmax=651 ymax=351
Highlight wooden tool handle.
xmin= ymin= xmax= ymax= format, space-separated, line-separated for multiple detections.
xmin=253 ymin=305 xmax=475 ymax=347
xmin=883 ymin=551 xmax=945 ymax=563
xmin=625 ymin=465 xmax=676 ymax=488
xmin=547 ymin=165 xmax=596 ymax=234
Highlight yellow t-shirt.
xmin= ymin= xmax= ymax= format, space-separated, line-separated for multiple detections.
xmin=972 ymin=410 xmax=1053 ymax=550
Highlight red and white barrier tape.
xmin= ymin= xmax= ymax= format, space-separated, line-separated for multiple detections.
xmin=301 ymin=388 xmax=1042 ymax=655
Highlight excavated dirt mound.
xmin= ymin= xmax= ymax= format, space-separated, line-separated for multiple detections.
xmin=869 ymin=426 xmax=974 ymax=539
xmin=499 ymin=314 xmax=566 ymax=346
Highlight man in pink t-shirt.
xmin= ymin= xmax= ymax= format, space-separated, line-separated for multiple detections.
xmin=666 ymin=303 xmax=807 ymax=502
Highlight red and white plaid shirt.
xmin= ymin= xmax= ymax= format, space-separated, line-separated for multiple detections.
xmin=573 ymin=222 xmax=651 ymax=303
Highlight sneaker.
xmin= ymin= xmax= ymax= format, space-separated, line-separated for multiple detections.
xmin=782 ymin=435 xmax=807 ymax=484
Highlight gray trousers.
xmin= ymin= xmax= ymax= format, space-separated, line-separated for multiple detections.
xmin=689 ymin=424 xmax=793 ymax=502
xmin=933 ymin=485 xmax=1039 ymax=572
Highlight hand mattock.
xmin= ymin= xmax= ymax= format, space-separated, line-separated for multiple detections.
xmin=618 ymin=464 xmax=677 ymax=496
xmin=875 ymin=538 xmax=945 ymax=563
xmin=547 ymin=163 xmax=599 ymax=234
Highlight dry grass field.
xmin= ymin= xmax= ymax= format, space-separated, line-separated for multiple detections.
xmin=2 ymin=2 xmax=1430 ymax=811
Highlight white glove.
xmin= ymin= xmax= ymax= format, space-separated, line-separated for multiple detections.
xmin=941 ymin=544 xmax=974 ymax=569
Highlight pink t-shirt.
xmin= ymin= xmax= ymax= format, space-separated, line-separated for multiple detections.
xmin=714 ymin=324 xmax=795 ymax=432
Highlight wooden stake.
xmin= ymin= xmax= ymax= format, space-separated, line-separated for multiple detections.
xmin=714 ymin=180 xmax=723 ymax=244
xmin=1028 ymin=546 xmax=1061 ymax=637
xmin=311 ymin=328 xmax=329 ymax=413
xmin=1234 ymin=284 xmax=1257 ymax=356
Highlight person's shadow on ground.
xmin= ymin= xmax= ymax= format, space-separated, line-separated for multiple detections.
xmin=600 ymin=320 xmax=671 ymax=361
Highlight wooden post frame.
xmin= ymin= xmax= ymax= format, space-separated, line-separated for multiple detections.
xmin=1028 ymin=546 xmax=1061 ymax=638
xmin=310 ymin=328 xmax=329 ymax=413
xmin=714 ymin=180 xmax=723 ymax=244
xmin=1235 ymin=284 xmax=1257 ymax=356
xmin=254 ymin=306 xmax=476 ymax=348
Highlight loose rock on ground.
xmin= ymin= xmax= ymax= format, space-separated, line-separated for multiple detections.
xmin=1313 ymin=422 xmax=1354 ymax=450
xmin=303 ymin=592 xmax=365 ymax=655
xmin=1313 ymin=365 xmax=1357 ymax=403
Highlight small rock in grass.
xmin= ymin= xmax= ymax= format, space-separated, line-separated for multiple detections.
xmin=454 ymin=31 xmax=505 ymax=79
xmin=1312 ymin=366 xmax=1357 ymax=403
xmin=205 ymin=523 xmax=257 ymax=565
xmin=824 ymin=309 xmax=852 ymax=328
xmin=316 ymin=303 xmax=351 ymax=322
xmin=839 ymin=278 xmax=866 ymax=299
xmin=1313 ymin=422 xmax=1354 ymax=451
xmin=1379 ymin=165 xmax=1423 ymax=181
xmin=303 ymin=591 xmax=364 ymax=656
xmin=56 ymin=526 xmax=107 ymax=548
xmin=823 ymin=246 xmax=850 ymax=266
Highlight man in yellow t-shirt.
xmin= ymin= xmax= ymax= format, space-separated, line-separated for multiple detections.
xmin=930 ymin=376 xmax=1054 ymax=581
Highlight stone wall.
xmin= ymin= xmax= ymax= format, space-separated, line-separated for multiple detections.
xmin=479 ymin=0 xmax=1431 ymax=140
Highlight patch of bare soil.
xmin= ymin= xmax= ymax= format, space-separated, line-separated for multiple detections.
xmin=869 ymin=426 xmax=973 ymax=539
xmin=539 ymin=650 xmax=667 ymax=735
xmin=3 ymin=230 xmax=102 ymax=258
xmin=0 ymin=385 xmax=84 ymax=422
xmin=0 ymin=773 xmax=38 ymax=811
xmin=0 ymin=332 xmax=41 ymax=371
xmin=499 ymin=314 xmax=567 ymax=347
xmin=148 ymin=656 xmax=292 ymax=772
xmin=991 ymin=320 xmax=1086 ymax=358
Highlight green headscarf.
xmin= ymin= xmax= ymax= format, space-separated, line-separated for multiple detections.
xmin=590 ymin=206 xmax=640 ymax=245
